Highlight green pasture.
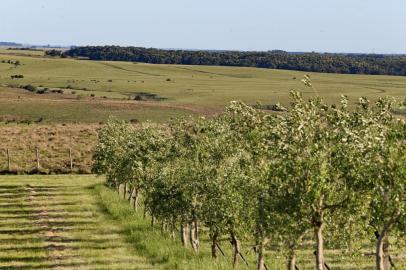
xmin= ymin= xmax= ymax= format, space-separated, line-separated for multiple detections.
xmin=1 ymin=54 xmax=405 ymax=111
xmin=0 ymin=48 xmax=45 ymax=57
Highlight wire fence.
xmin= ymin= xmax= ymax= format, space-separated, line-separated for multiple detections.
xmin=0 ymin=147 xmax=92 ymax=174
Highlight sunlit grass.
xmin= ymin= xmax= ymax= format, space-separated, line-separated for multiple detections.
xmin=0 ymin=175 xmax=404 ymax=270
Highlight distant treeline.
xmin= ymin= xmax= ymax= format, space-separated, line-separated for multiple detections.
xmin=0 ymin=42 xmax=22 ymax=47
xmin=64 ymin=46 xmax=406 ymax=76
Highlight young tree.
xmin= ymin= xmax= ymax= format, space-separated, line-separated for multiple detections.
xmin=364 ymin=100 xmax=406 ymax=270
xmin=93 ymin=117 xmax=133 ymax=190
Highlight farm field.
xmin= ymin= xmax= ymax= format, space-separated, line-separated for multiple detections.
xmin=0 ymin=54 xmax=405 ymax=124
xmin=0 ymin=175 xmax=405 ymax=270
xmin=0 ymin=86 xmax=196 ymax=124
xmin=0 ymin=48 xmax=45 ymax=57
xmin=0 ymin=123 xmax=98 ymax=174
xmin=0 ymin=53 xmax=405 ymax=173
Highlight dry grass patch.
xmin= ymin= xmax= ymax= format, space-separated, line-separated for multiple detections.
xmin=0 ymin=124 xmax=99 ymax=174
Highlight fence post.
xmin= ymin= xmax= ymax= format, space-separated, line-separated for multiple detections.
xmin=6 ymin=149 xmax=11 ymax=171
xmin=36 ymin=148 xmax=40 ymax=170
xmin=69 ymin=148 xmax=73 ymax=172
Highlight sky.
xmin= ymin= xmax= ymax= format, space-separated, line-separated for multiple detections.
xmin=1 ymin=0 xmax=405 ymax=53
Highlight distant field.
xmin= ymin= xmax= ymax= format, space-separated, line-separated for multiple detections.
xmin=0 ymin=86 xmax=196 ymax=124
xmin=0 ymin=48 xmax=45 ymax=57
xmin=0 ymin=54 xmax=405 ymax=124
xmin=0 ymin=54 xmax=405 ymax=174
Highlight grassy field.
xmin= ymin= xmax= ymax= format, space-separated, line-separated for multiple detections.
xmin=0 ymin=175 xmax=404 ymax=270
xmin=0 ymin=53 xmax=405 ymax=173
xmin=0 ymin=124 xmax=98 ymax=173
xmin=0 ymin=54 xmax=405 ymax=124
xmin=0 ymin=48 xmax=45 ymax=57
xmin=0 ymin=86 xmax=196 ymax=124
xmin=0 ymin=175 xmax=155 ymax=269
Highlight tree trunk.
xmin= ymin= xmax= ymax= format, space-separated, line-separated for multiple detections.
xmin=123 ymin=182 xmax=128 ymax=199
xmin=170 ymin=218 xmax=176 ymax=240
xmin=180 ymin=223 xmax=189 ymax=247
xmin=256 ymin=237 xmax=267 ymax=270
xmin=231 ymin=232 xmax=241 ymax=268
xmin=288 ymin=252 xmax=297 ymax=270
xmin=383 ymin=236 xmax=391 ymax=270
xmin=143 ymin=206 xmax=147 ymax=219
xmin=160 ymin=221 xmax=168 ymax=234
xmin=127 ymin=187 xmax=133 ymax=202
xmin=189 ymin=218 xmax=199 ymax=252
xmin=315 ymin=223 xmax=324 ymax=270
xmin=132 ymin=188 xmax=139 ymax=212
xmin=151 ymin=215 xmax=155 ymax=227
xmin=210 ymin=231 xmax=219 ymax=260
xmin=376 ymin=229 xmax=387 ymax=270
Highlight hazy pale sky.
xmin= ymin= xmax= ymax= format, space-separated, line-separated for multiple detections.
xmin=1 ymin=0 xmax=405 ymax=53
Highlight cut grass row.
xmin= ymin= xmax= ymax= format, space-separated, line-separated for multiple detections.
xmin=0 ymin=175 xmax=154 ymax=270
xmin=0 ymin=175 xmax=404 ymax=269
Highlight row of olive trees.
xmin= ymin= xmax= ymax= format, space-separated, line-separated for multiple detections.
xmin=93 ymin=91 xmax=405 ymax=270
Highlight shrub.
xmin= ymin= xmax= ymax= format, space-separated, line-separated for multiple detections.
xmin=133 ymin=95 xmax=143 ymax=101
xmin=23 ymin=84 xmax=36 ymax=92
xmin=36 ymin=89 xmax=47 ymax=94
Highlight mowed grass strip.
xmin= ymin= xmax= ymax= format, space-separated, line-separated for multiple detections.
xmin=0 ymin=175 xmax=404 ymax=270
xmin=0 ymin=175 xmax=155 ymax=270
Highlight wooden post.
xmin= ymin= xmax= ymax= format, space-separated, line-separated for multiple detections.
xmin=36 ymin=148 xmax=40 ymax=170
xmin=69 ymin=148 xmax=73 ymax=172
xmin=6 ymin=149 xmax=11 ymax=171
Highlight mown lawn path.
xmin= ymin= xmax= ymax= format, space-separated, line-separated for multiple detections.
xmin=0 ymin=175 xmax=156 ymax=270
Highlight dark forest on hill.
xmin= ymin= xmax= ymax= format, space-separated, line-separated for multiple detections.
xmin=63 ymin=46 xmax=406 ymax=76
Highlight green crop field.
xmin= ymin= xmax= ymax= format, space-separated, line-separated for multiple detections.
xmin=0 ymin=54 xmax=405 ymax=124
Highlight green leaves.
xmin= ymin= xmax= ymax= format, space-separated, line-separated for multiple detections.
xmin=94 ymin=94 xmax=405 ymax=269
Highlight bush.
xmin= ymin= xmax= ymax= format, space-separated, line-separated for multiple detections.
xmin=51 ymin=89 xmax=64 ymax=94
xmin=36 ymin=89 xmax=47 ymax=94
xmin=23 ymin=84 xmax=36 ymax=92
xmin=133 ymin=95 xmax=143 ymax=101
